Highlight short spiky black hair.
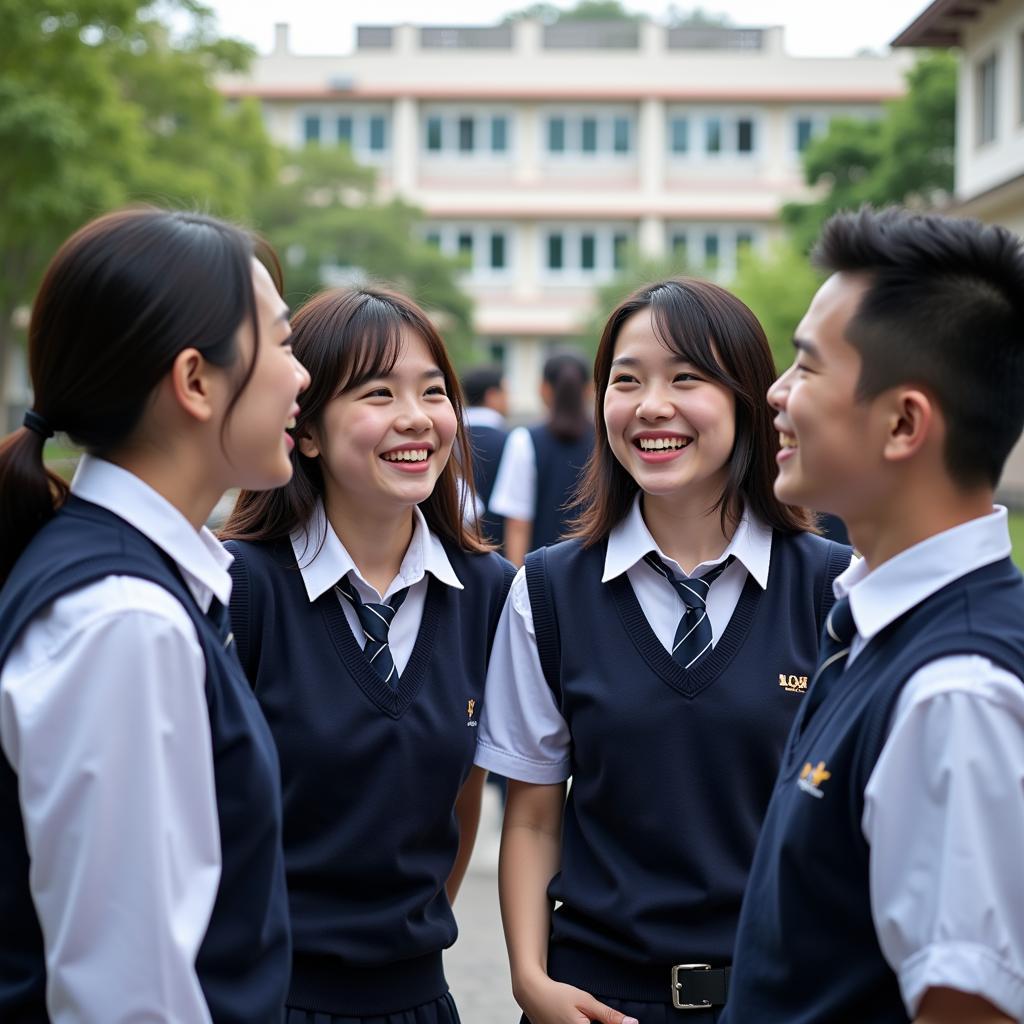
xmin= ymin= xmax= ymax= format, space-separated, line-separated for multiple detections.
xmin=814 ymin=206 xmax=1024 ymax=489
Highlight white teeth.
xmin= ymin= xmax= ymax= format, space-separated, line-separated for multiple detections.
xmin=779 ymin=433 xmax=798 ymax=449
xmin=382 ymin=449 xmax=429 ymax=462
xmin=285 ymin=417 xmax=296 ymax=429
xmin=638 ymin=437 xmax=689 ymax=451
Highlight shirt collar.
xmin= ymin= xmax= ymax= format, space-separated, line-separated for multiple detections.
xmin=465 ymin=406 xmax=506 ymax=430
xmin=601 ymin=493 xmax=772 ymax=587
xmin=290 ymin=500 xmax=464 ymax=603
xmin=834 ymin=507 xmax=1012 ymax=642
xmin=70 ymin=454 xmax=233 ymax=613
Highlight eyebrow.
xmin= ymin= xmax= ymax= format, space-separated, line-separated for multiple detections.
xmin=792 ymin=337 xmax=821 ymax=359
xmin=277 ymin=307 xmax=291 ymax=324
xmin=610 ymin=354 xmax=690 ymax=368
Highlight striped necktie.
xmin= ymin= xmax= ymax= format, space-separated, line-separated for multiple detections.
xmin=643 ymin=553 xmax=734 ymax=670
xmin=335 ymin=577 xmax=409 ymax=687
xmin=207 ymin=598 xmax=235 ymax=653
xmin=802 ymin=596 xmax=856 ymax=722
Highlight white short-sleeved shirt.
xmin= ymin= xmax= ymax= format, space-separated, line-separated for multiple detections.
xmin=475 ymin=496 xmax=773 ymax=783
xmin=0 ymin=455 xmax=230 ymax=1024
xmin=833 ymin=507 xmax=1024 ymax=1021
xmin=290 ymin=501 xmax=464 ymax=673
xmin=487 ymin=425 xmax=536 ymax=521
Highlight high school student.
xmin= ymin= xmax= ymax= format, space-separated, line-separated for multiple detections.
xmin=0 ymin=208 xmax=309 ymax=1021
xmin=221 ymin=286 xmax=515 ymax=1024
xmin=477 ymin=278 xmax=851 ymax=1024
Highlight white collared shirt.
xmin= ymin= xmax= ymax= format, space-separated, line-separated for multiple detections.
xmin=464 ymin=405 xmax=506 ymax=432
xmin=0 ymin=455 xmax=229 ymax=1024
xmin=474 ymin=497 xmax=773 ymax=783
xmin=832 ymin=508 xmax=1024 ymax=1021
xmin=290 ymin=501 xmax=464 ymax=674
xmin=488 ymin=425 xmax=536 ymax=520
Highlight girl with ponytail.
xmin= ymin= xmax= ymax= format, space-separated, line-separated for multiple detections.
xmin=0 ymin=207 xmax=308 ymax=1021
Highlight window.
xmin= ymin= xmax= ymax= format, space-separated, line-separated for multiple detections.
xmin=458 ymin=116 xmax=475 ymax=152
xmin=548 ymin=117 xmax=566 ymax=153
xmin=581 ymin=117 xmax=598 ymax=153
xmin=336 ymin=117 xmax=353 ymax=145
xmin=671 ymin=233 xmax=688 ymax=264
xmin=547 ymin=233 xmax=564 ymax=270
xmin=795 ymin=117 xmax=814 ymax=153
xmin=978 ymin=53 xmax=998 ymax=145
xmin=703 ymin=233 xmax=720 ymax=267
xmin=303 ymin=115 xmax=321 ymax=144
xmin=613 ymin=233 xmax=628 ymax=271
xmin=491 ymin=116 xmax=508 ymax=152
xmin=670 ymin=117 xmax=689 ymax=154
xmin=736 ymin=230 xmax=753 ymax=251
xmin=427 ymin=116 xmax=443 ymax=151
xmin=613 ymin=116 xmax=630 ymax=153
xmin=424 ymin=231 xmax=441 ymax=249
xmin=457 ymin=232 xmax=474 ymax=256
xmin=369 ymin=115 xmax=387 ymax=151
xmin=737 ymin=118 xmax=755 ymax=154
xmin=705 ymin=117 xmax=722 ymax=154
xmin=580 ymin=233 xmax=596 ymax=270
xmin=490 ymin=232 xmax=506 ymax=270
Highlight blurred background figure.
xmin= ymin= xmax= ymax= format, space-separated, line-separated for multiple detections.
xmin=817 ymin=512 xmax=850 ymax=545
xmin=489 ymin=350 xmax=595 ymax=566
xmin=461 ymin=365 xmax=509 ymax=553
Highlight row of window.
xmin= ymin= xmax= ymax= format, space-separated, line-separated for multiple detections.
xmin=422 ymin=223 xmax=760 ymax=278
xmin=299 ymin=108 xmax=845 ymax=157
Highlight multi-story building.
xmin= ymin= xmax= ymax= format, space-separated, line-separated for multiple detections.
xmin=895 ymin=0 xmax=1024 ymax=498
xmin=222 ymin=19 xmax=910 ymax=414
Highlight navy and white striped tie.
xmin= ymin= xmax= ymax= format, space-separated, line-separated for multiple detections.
xmin=643 ymin=553 xmax=734 ymax=670
xmin=335 ymin=577 xmax=409 ymax=687
xmin=802 ymin=596 xmax=856 ymax=722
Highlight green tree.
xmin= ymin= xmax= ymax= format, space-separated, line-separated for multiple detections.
xmin=503 ymin=1 xmax=641 ymax=23
xmin=253 ymin=146 xmax=475 ymax=362
xmin=783 ymin=51 xmax=957 ymax=252
xmin=0 ymin=0 xmax=276 ymax=424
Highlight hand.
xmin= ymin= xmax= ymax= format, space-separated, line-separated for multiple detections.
xmin=516 ymin=973 xmax=639 ymax=1024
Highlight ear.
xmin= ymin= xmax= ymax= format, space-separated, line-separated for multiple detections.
xmin=882 ymin=388 xmax=934 ymax=464
xmin=297 ymin=426 xmax=320 ymax=460
xmin=168 ymin=347 xmax=217 ymax=424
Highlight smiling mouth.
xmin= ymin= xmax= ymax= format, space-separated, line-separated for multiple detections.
xmin=634 ymin=437 xmax=692 ymax=451
xmin=779 ymin=433 xmax=798 ymax=449
xmin=381 ymin=448 xmax=431 ymax=463
xmin=285 ymin=416 xmax=296 ymax=430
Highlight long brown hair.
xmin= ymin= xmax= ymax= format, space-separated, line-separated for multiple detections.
xmin=221 ymin=286 xmax=488 ymax=555
xmin=571 ymin=277 xmax=813 ymax=546
xmin=0 ymin=207 xmax=275 ymax=587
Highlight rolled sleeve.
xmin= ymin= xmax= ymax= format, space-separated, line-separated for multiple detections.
xmin=487 ymin=426 xmax=536 ymax=521
xmin=476 ymin=568 xmax=571 ymax=783
xmin=0 ymin=578 xmax=220 ymax=1024
xmin=863 ymin=655 xmax=1024 ymax=1020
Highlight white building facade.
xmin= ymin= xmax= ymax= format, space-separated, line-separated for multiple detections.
xmin=222 ymin=20 xmax=909 ymax=414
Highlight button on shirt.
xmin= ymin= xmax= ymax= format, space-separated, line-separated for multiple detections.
xmin=474 ymin=496 xmax=773 ymax=784
xmin=290 ymin=501 xmax=464 ymax=673
xmin=836 ymin=508 xmax=1024 ymax=1021
xmin=0 ymin=455 xmax=230 ymax=1024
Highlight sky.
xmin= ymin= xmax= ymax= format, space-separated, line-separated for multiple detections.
xmin=202 ymin=0 xmax=933 ymax=58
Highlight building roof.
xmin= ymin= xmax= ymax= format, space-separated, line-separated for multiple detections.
xmin=892 ymin=0 xmax=996 ymax=48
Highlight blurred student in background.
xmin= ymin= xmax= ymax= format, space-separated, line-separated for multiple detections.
xmin=461 ymin=364 xmax=509 ymax=551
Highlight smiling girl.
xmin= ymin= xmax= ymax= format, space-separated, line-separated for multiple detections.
xmin=474 ymin=278 xmax=852 ymax=1024
xmin=0 ymin=208 xmax=308 ymax=1021
xmin=220 ymin=286 xmax=514 ymax=1024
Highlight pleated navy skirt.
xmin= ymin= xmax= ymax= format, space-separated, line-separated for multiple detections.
xmin=286 ymin=989 xmax=461 ymax=1024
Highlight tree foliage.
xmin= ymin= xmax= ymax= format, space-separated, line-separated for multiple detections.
xmin=252 ymin=146 xmax=475 ymax=362
xmin=503 ymin=1 xmax=642 ymax=23
xmin=782 ymin=51 xmax=957 ymax=252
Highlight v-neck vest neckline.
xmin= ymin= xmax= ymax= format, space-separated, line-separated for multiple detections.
xmin=318 ymin=576 xmax=443 ymax=719
xmin=608 ymin=557 xmax=763 ymax=699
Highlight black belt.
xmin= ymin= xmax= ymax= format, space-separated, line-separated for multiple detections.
xmin=671 ymin=963 xmax=731 ymax=1010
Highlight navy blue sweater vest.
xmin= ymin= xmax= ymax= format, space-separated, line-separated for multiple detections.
xmin=524 ymin=532 xmax=850 ymax=998
xmin=0 ymin=497 xmax=290 ymax=1024
xmin=226 ymin=538 xmax=514 ymax=1015
xmin=528 ymin=423 xmax=595 ymax=549
xmin=724 ymin=556 xmax=1024 ymax=1024
xmin=467 ymin=421 xmax=507 ymax=548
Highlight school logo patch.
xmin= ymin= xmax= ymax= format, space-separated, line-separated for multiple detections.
xmin=797 ymin=761 xmax=831 ymax=799
xmin=779 ymin=673 xmax=808 ymax=694
xmin=466 ymin=698 xmax=478 ymax=727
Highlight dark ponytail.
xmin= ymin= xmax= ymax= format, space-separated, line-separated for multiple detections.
xmin=0 ymin=207 xmax=276 ymax=586
xmin=544 ymin=350 xmax=591 ymax=441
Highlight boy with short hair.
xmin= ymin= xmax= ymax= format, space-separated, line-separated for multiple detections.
xmin=724 ymin=207 xmax=1024 ymax=1024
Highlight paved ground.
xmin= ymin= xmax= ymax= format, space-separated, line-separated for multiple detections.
xmin=445 ymin=783 xmax=522 ymax=1023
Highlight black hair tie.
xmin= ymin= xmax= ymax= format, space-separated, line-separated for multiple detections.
xmin=23 ymin=410 xmax=54 ymax=440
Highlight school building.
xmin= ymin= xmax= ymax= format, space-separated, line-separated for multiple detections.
xmin=220 ymin=18 xmax=910 ymax=415
xmin=895 ymin=0 xmax=1024 ymax=498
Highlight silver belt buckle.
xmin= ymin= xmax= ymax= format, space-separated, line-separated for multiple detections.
xmin=671 ymin=963 xmax=712 ymax=1010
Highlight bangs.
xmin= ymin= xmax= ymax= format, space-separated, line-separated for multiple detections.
xmin=336 ymin=297 xmax=405 ymax=394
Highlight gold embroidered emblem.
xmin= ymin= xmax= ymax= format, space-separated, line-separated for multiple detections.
xmin=466 ymin=699 xmax=478 ymax=727
xmin=797 ymin=760 xmax=831 ymax=798
xmin=779 ymin=673 xmax=809 ymax=694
